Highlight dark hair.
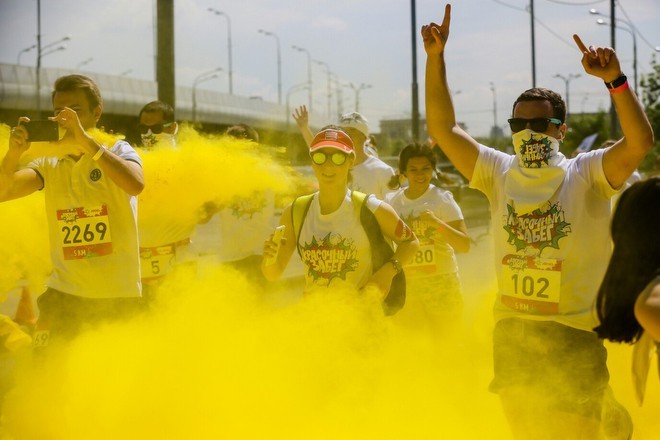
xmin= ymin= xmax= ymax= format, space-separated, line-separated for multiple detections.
xmin=226 ymin=123 xmax=259 ymax=142
xmin=139 ymin=100 xmax=175 ymax=122
xmin=389 ymin=143 xmax=437 ymax=190
xmin=52 ymin=74 xmax=102 ymax=110
xmin=512 ymin=87 xmax=566 ymax=123
xmin=594 ymin=177 xmax=660 ymax=343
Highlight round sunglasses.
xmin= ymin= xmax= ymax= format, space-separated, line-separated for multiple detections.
xmin=310 ymin=151 xmax=348 ymax=166
xmin=508 ymin=117 xmax=562 ymax=134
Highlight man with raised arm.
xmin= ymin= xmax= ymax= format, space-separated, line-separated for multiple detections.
xmin=423 ymin=4 xmax=653 ymax=439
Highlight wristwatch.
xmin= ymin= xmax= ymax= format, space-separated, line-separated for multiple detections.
xmin=388 ymin=258 xmax=403 ymax=275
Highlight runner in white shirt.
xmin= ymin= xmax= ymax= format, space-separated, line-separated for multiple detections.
xmin=423 ymin=5 xmax=653 ymax=439
xmin=1 ymin=74 xmax=144 ymax=346
xmin=385 ymin=143 xmax=470 ymax=329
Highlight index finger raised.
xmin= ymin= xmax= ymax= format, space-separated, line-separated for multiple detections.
xmin=441 ymin=4 xmax=451 ymax=28
xmin=572 ymin=34 xmax=588 ymax=53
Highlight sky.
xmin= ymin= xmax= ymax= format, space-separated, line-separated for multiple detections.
xmin=1 ymin=0 xmax=659 ymax=137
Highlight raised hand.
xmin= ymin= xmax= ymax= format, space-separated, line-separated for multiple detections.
xmin=50 ymin=107 xmax=86 ymax=141
xmin=573 ymin=34 xmax=622 ymax=83
xmin=292 ymin=105 xmax=309 ymax=130
xmin=422 ymin=4 xmax=451 ymax=56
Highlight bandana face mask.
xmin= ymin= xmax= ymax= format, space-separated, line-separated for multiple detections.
xmin=141 ymin=130 xmax=176 ymax=148
xmin=512 ymin=129 xmax=561 ymax=168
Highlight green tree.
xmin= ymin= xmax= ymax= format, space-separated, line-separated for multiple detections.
xmin=639 ymin=54 xmax=660 ymax=172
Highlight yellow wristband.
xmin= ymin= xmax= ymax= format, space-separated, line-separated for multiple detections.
xmin=92 ymin=146 xmax=105 ymax=161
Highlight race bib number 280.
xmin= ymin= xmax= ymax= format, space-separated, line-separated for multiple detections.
xmin=57 ymin=205 xmax=112 ymax=259
xmin=500 ymin=255 xmax=562 ymax=314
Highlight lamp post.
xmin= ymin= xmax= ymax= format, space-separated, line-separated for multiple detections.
xmin=207 ymin=8 xmax=233 ymax=95
xmin=313 ymin=60 xmax=332 ymax=117
xmin=349 ymin=83 xmax=371 ymax=113
xmin=258 ymin=29 xmax=282 ymax=105
xmin=192 ymin=68 xmax=222 ymax=124
xmin=489 ymin=82 xmax=499 ymax=138
xmin=35 ymin=26 xmax=71 ymax=115
xmin=552 ymin=73 xmax=580 ymax=121
xmin=292 ymin=45 xmax=312 ymax=112
xmin=76 ymin=57 xmax=93 ymax=70
xmin=17 ymin=44 xmax=37 ymax=65
xmin=119 ymin=69 xmax=133 ymax=76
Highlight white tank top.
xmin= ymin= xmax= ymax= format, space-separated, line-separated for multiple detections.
xmin=298 ymin=191 xmax=374 ymax=292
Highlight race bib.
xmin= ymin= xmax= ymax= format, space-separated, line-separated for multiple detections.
xmin=57 ymin=205 xmax=112 ymax=259
xmin=500 ymin=255 xmax=562 ymax=314
xmin=140 ymin=245 xmax=175 ymax=282
xmin=406 ymin=243 xmax=437 ymax=276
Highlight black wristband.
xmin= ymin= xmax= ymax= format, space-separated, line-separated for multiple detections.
xmin=389 ymin=258 xmax=403 ymax=274
xmin=605 ymin=75 xmax=627 ymax=90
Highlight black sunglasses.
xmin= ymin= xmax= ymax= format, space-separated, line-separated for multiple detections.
xmin=508 ymin=117 xmax=562 ymax=134
xmin=310 ymin=151 xmax=348 ymax=166
xmin=138 ymin=122 xmax=173 ymax=134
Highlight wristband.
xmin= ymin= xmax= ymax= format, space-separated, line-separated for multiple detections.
xmin=608 ymin=81 xmax=629 ymax=94
xmin=92 ymin=146 xmax=105 ymax=161
xmin=388 ymin=258 xmax=403 ymax=275
xmin=605 ymin=74 xmax=627 ymax=90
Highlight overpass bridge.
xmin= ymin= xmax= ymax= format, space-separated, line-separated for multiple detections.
xmin=0 ymin=63 xmax=326 ymax=149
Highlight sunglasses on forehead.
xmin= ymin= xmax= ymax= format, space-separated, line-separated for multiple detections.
xmin=310 ymin=151 xmax=348 ymax=166
xmin=508 ymin=117 xmax=562 ymax=134
xmin=138 ymin=122 xmax=173 ymax=134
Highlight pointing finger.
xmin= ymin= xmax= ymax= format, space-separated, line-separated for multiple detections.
xmin=572 ymin=34 xmax=588 ymax=53
xmin=441 ymin=4 xmax=451 ymax=29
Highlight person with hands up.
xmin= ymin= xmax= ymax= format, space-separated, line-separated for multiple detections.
xmin=0 ymin=74 xmax=145 ymax=353
xmin=424 ymin=5 xmax=653 ymax=440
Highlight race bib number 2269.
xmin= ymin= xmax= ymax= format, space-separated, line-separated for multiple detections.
xmin=57 ymin=205 xmax=113 ymax=259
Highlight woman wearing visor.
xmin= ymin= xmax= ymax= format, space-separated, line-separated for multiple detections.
xmin=262 ymin=127 xmax=419 ymax=305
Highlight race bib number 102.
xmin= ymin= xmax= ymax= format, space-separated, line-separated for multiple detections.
xmin=57 ymin=205 xmax=113 ymax=259
xmin=500 ymin=255 xmax=562 ymax=314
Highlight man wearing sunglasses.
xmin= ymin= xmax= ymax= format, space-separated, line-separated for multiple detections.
xmin=423 ymin=4 xmax=653 ymax=440
xmin=134 ymin=101 xmax=200 ymax=301
xmin=138 ymin=100 xmax=178 ymax=149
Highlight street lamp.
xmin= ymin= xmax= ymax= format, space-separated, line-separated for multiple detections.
xmin=596 ymin=18 xmax=637 ymax=93
xmin=489 ymin=82 xmax=498 ymax=138
xmin=35 ymin=32 xmax=71 ymax=115
xmin=207 ymin=8 xmax=233 ymax=95
xmin=119 ymin=69 xmax=132 ymax=76
xmin=349 ymin=83 xmax=371 ymax=113
xmin=313 ymin=59 xmax=332 ymax=118
xmin=553 ymin=73 xmax=580 ymax=120
xmin=17 ymin=44 xmax=37 ymax=65
xmin=292 ymin=45 xmax=313 ymax=112
xmin=192 ymin=68 xmax=223 ymax=123
xmin=76 ymin=57 xmax=93 ymax=70
xmin=258 ymin=29 xmax=282 ymax=105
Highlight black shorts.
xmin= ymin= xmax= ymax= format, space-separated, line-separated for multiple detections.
xmin=490 ymin=317 xmax=609 ymax=419
xmin=36 ymin=288 xmax=144 ymax=342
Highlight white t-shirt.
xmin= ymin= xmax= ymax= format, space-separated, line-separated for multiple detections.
xmin=217 ymin=192 xmax=275 ymax=262
xmin=298 ymin=190 xmax=381 ymax=292
xmin=386 ymin=184 xmax=463 ymax=276
xmin=28 ymin=140 xmax=142 ymax=299
xmin=470 ymin=144 xmax=618 ymax=331
xmin=350 ymin=155 xmax=395 ymax=200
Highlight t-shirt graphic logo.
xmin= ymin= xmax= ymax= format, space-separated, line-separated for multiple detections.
xmin=301 ymin=233 xmax=358 ymax=283
xmin=503 ymin=202 xmax=571 ymax=253
xmin=230 ymin=196 xmax=265 ymax=219
xmin=519 ymin=136 xmax=553 ymax=168
xmin=90 ymin=168 xmax=102 ymax=182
